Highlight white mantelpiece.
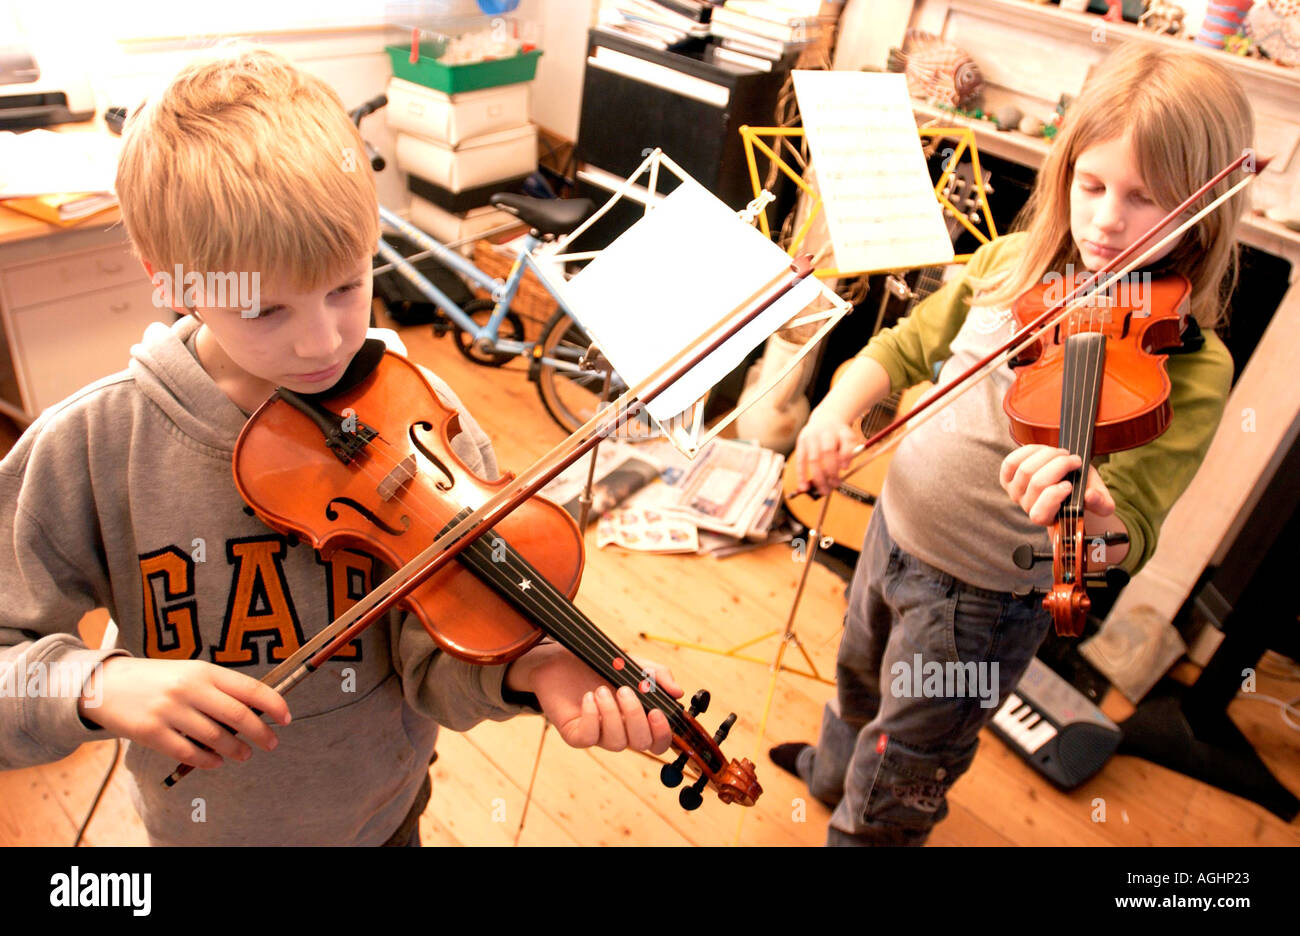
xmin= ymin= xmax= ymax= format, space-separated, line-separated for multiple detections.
xmin=924 ymin=0 xmax=1300 ymax=220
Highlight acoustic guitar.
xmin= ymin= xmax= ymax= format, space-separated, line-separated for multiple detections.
xmin=780 ymin=161 xmax=992 ymax=552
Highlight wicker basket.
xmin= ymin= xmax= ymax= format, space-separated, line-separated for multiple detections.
xmin=471 ymin=240 xmax=557 ymax=341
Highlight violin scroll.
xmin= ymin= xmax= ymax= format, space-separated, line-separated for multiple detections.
xmin=658 ymin=688 xmax=762 ymax=810
xmin=1012 ymin=526 xmax=1131 ymax=637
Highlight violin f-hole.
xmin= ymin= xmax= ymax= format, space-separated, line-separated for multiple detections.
xmin=409 ymin=420 xmax=455 ymax=491
xmin=325 ymin=497 xmax=410 ymax=536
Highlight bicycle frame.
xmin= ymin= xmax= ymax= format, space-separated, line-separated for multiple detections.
xmin=375 ymin=206 xmax=595 ymax=377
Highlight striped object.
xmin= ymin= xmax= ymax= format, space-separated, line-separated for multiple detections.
xmin=1195 ymin=0 xmax=1255 ymax=48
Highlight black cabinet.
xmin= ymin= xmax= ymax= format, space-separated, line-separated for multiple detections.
xmin=573 ymin=31 xmax=792 ymax=249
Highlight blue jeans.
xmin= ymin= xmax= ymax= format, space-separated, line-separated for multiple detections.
xmin=797 ymin=506 xmax=1053 ymax=846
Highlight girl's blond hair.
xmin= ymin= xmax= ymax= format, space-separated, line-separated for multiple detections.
xmin=116 ymin=44 xmax=379 ymax=294
xmin=973 ymin=43 xmax=1254 ymax=332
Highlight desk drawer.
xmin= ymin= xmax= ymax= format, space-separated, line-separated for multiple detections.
xmin=10 ymin=279 xmax=170 ymax=412
xmin=2 ymin=242 xmax=143 ymax=310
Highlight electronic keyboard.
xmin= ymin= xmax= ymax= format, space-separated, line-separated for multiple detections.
xmin=989 ymin=656 xmax=1122 ymax=789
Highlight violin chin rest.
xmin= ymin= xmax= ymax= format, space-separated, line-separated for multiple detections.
xmin=301 ymin=339 xmax=388 ymax=401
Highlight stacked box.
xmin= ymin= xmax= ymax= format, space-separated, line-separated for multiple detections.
xmin=388 ymin=75 xmax=539 ymax=223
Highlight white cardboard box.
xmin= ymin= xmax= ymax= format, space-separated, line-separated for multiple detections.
xmin=408 ymin=198 xmax=522 ymax=251
xmin=396 ymin=125 xmax=538 ymax=193
xmin=385 ymin=77 xmax=532 ymax=147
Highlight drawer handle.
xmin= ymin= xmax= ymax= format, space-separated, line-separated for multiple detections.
xmin=97 ymin=260 xmax=124 ymax=274
xmin=109 ymin=301 xmax=130 ymax=313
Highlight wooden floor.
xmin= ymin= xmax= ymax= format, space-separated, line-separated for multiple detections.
xmin=2 ymin=305 xmax=1298 ymax=847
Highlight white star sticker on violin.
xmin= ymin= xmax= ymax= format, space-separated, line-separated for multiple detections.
xmin=517 ymin=578 xmax=532 ymax=591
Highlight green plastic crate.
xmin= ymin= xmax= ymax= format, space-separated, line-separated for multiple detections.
xmin=386 ymin=43 xmax=542 ymax=94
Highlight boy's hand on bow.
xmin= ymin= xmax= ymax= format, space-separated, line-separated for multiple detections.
xmin=505 ymin=643 xmax=682 ymax=755
xmin=1000 ymin=445 xmax=1116 ymax=527
xmin=80 ymin=657 xmax=291 ymax=769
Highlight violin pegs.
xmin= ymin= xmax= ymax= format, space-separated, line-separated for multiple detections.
xmin=1083 ymin=568 xmax=1131 ymax=589
xmin=660 ymin=752 xmax=688 ymax=789
xmin=688 ymin=689 xmax=710 ymax=718
xmin=1012 ymin=584 xmax=1048 ymax=600
xmin=713 ymin=712 xmax=738 ymax=745
xmin=679 ymin=774 xmax=708 ymax=811
xmin=1012 ymin=544 xmax=1053 ymax=570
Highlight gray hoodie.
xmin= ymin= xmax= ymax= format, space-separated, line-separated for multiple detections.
xmin=0 ymin=316 xmax=535 ymax=844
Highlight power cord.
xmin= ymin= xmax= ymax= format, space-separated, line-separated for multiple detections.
xmin=73 ymin=737 xmax=121 ymax=847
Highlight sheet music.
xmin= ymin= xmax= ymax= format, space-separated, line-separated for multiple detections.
xmin=560 ymin=177 xmax=820 ymax=424
xmin=791 ymin=70 xmax=955 ymax=274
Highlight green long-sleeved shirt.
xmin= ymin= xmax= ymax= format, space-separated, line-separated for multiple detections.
xmin=858 ymin=232 xmax=1233 ymax=590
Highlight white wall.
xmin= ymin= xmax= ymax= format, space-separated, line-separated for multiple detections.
xmin=516 ymin=0 xmax=598 ymax=139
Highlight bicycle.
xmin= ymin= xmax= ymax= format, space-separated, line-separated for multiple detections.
xmin=352 ymin=94 xmax=642 ymax=436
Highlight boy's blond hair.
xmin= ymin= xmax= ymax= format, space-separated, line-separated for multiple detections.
xmin=973 ymin=43 xmax=1254 ymax=331
xmin=116 ymin=44 xmax=379 ymax=295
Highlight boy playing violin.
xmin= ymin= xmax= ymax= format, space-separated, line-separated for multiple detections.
xmin=0 ymin=45 xmax=679 ymax=845
xmin=775 ymin=43 xmax=1250 ymax=845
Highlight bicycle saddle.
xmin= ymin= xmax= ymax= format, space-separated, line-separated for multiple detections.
xmin=490 ymin=194 xmax=594 ymax=236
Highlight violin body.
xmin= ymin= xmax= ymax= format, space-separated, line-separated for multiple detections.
xmin=233 ymin=349 xmax=583 ymax=664
xmin=1004 ymin=271 xmax=1189 ymax=452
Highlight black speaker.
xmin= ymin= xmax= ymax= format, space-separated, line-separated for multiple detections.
xmin=575 ymin=31 xmax=792 ymax=215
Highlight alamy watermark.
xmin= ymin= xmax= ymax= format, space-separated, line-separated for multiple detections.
xmin=1042 ymin=265 xmax=1154 ymax=316
xmin=1040 ymin=266 xmax=1154 ymax=318
xmin=890 ymin=653 xmax=1000 ymax=709
xmin=0 ymin=659 xmax=103 ymax=708
xmin=151 ymin=264 xmax=261 ymax=318
xmin=49 ymin=867 xmax=151 ymax=916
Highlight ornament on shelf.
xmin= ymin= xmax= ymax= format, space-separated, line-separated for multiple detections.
xmin=1138 ymin=1 xmax=1187 ymax=36
xmin=1195 ymin=0 xmax=1256 ymax=49
xmin=886 ymin=30 xmax=984 ymax=109
xmin=1248 ymin=0 xmax=1300 ymax=65
xmin=1019 ymin=114 xmax=1046 ymax=136
xmin=994 ymin=105 xmax=1024 ymax=131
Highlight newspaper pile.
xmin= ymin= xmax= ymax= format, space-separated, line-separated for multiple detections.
xmin=664 ymin=437 xmax=784 ymax=539
xmin=540 ymin=437 xmax=787 ymax=556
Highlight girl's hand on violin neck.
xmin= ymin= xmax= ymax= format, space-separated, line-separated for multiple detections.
xmin=506 ymin=643 xmax=682 ymax=755
xmin=999 ymin=444 xmax=1116 ymax=527
xmin=78 ymin=657 xmax=291 ymax=770
xmin=794 ymin=416 xmax=860 ymax=495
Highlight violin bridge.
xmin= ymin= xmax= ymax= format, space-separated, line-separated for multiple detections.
xmin=377 ymin=454 xmax=417 ymax=501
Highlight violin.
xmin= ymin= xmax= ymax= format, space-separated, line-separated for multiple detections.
xmin=161 ymin=341 xmax=762 ymax=809
xmin=1003 ymin=269 xmax=1191 ymax=637
xmin=162 ymin=256 xmax=818 ymax=800
xmin=783 ymin=150 xmax=1263 ymax=638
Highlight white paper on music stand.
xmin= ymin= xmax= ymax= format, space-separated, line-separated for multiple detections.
xmin=560 ymin=177 xmax=821 ymax=424
xmin=791 ymin=70 xmax=955 ymax=274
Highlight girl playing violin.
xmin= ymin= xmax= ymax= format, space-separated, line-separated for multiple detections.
xmin=773 ymin=43 xmax=1251 ymax=845
xmin=0 ymin=45 xmax=680 ymax=846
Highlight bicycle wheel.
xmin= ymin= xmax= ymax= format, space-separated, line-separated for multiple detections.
xmin=533 ymin=309 xmax=657 ymax=438
xmin=452 ymin=298 xmax=526 ymax=367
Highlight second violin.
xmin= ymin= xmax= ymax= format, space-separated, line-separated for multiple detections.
xmin=1004 ymin=270 xmax=1191 ymax=636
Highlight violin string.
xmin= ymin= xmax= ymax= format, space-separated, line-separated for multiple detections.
xmin=453 ymin=536 xmax=699 ymax=739
xmin=302 ymin=431 xmax=700 ymax=742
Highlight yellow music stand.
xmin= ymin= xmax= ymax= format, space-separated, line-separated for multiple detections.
xmin=638 ymin=123 xmax=1000 ymax=682
xmin=738 ymin=124 xmax=999 ymax=273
